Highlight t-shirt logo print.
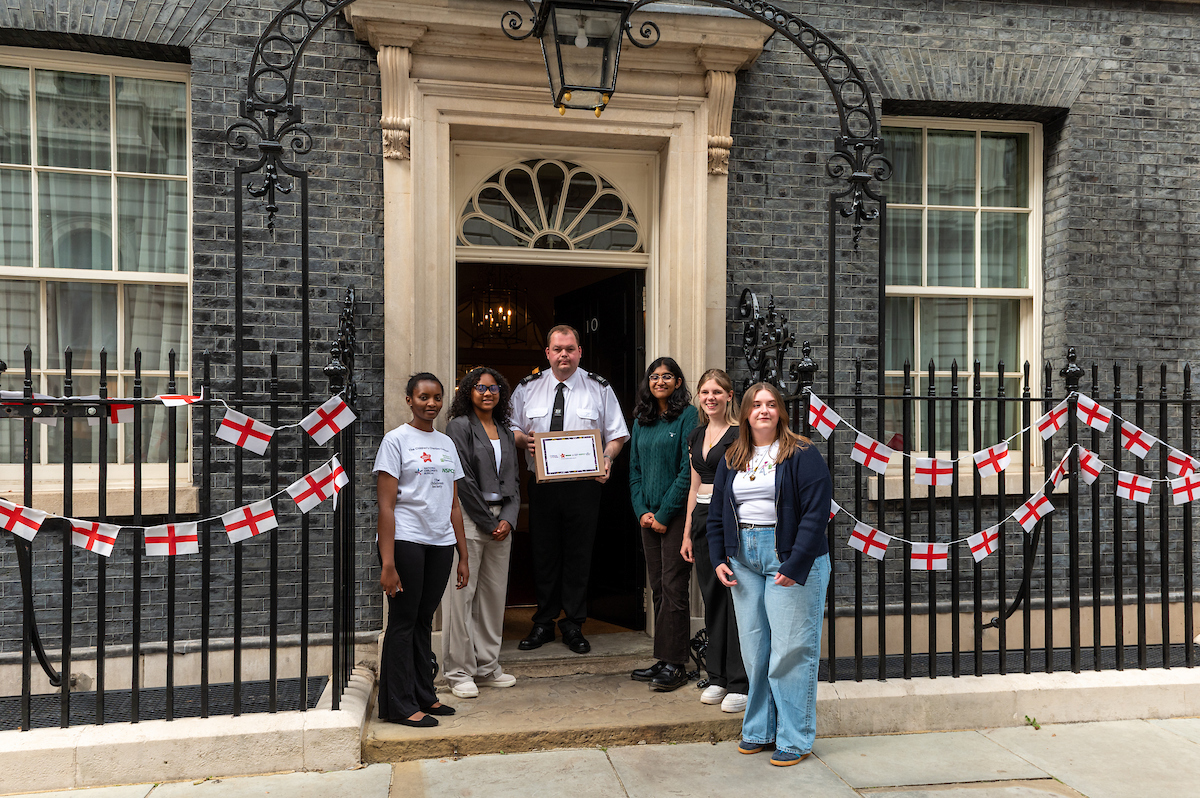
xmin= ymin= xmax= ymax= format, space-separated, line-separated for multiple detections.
xmin=421 ymin=452 xmax=432 ymax=463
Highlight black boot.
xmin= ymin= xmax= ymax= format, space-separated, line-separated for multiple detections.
xmin=650 ymin=663 xmax=688 ymax=692
xmin=631 ymin=660 xmax=667 ymax=682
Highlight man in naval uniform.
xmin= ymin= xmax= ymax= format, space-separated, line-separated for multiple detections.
xmin=510 ymin=324 xmax=629 ymax=654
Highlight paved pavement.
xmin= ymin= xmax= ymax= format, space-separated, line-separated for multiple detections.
xmin=17 ymin=718 xmax=1200 ymax=798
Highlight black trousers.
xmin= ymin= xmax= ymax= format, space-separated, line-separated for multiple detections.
xmin=691 ymin=501 xmax=749 ymax=692
xmin=378 ymin=539 xmax=455 ymax=720
xmin=642 ymin=513 xmax=691 ymax=665
xmin=528 ymin=477 xmax=603 ymax=632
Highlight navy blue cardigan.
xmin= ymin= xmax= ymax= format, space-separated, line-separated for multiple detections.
xmin=706 ymin=443 xmax=833 ymax=585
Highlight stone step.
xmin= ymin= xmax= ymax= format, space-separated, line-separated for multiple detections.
xmin=495 ymin=631 xmax=656 ymax=678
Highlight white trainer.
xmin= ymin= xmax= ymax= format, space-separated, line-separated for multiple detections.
xmin=700 ymin=684 xmax=728 ymax=705
xmin=721 ymin=692 xmax=748 ymax=713
xmin=477 ymin=672 xmax=517 ymax=688
xmin=450 ymin=680 xmax=480 ymax=699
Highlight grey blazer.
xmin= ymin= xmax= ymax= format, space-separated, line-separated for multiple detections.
xmin=446 ymin=412 xmax=520 ymax=533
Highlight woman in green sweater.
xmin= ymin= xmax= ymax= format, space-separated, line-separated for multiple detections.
xmin=628 ymin=356 xmax=698 ymax=692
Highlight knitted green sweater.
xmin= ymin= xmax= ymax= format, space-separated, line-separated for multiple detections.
xmin=628 ymin=405 xmax=698 ymax=525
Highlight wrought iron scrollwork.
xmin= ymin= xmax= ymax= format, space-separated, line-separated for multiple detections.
xmin=624 ymin=18 xmax=660 ymax=48
xmin=738 ymin=288 xmax=794 ymax=392
xmin=500 ymin=0 xmax=540 ymax=40
xmin=324 ymin=288 xmax=358 ymax=405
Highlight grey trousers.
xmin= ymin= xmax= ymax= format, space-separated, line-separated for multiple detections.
xmin=442 ymin=506 xmax=512 ymax=686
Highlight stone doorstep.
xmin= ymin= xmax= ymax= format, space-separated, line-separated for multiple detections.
xmin=493 ymin=631 xmax=656 ymax=679
xmin=0 ymin=666 xmax=377 ymax=796
xmin=364 ymin=666 xmax=1200 ymax=764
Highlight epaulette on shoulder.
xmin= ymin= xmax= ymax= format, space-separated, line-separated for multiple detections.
xmin=519 ymin=370 xmax=546 ymax=386
xmin=587 ymin=372 xmax=610 ymax=388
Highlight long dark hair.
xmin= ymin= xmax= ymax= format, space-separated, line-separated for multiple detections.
xmin=632 ymin=357 xmax=691 ymax=425
xmin=449 ymin=366 xmax=512 ymax=426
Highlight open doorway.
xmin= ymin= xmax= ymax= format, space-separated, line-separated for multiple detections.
xmin=456 ymin=263 xmax=646 ymax=637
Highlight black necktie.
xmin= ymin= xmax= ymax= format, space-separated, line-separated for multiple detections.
xmin=550 ymin=382 xmax=566 ymax=431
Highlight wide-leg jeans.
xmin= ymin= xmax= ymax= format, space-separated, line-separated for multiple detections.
xmin=729 ymin=526 xmax=830 ymax=756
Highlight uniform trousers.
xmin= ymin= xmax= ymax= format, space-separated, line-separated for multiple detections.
xmin=527 ymin=477 xmax=603 ymax=632
xmin=443 ymin=505 xmax=511 ymax=686
xmin=378 ymin=539 xmax=454 ymax=720
xmin=641 ymin=514 xmax=692 ymax=665
xmin=689 ymin=501 xmax=748 ymax=692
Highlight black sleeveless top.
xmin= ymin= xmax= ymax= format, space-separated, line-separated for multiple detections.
xmin=687 ymin=424 xmax=738 ymax=484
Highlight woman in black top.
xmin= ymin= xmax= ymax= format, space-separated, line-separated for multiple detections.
xmin=681 ymin=369 xmax=748 ymax=712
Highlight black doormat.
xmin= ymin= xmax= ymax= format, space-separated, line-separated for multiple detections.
xmin=0 ymin=676 xmax=328 ymax=730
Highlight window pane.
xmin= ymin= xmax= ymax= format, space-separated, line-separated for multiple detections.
xmin=884 ymin=297 xmax=914 ymax=371
xmin=886 ymin=208 xmax=921 ymax=285
xmin=0 ymin=168 xmax=33 ymax=267
xmin=973 ymin=299 xmax=1022 ymax=373
xmin=121 ymin=375 xmax=188 ymax=463
xmin=115 ymin=78 xmax=187 ymax=175
xmin=882 ymin=375 xmax=908 ymax=452
xmin=118 ymin=177 xmax=187 ymax=273
xmin=125 ymin=284 xmax=188 ymax=371
xmin=38 ymin=172 xmax=112 ymax=270
xmin=882 ymin=126 xmax=921 ymax=204
xmin=47 ymin=375 xmax=117 ymax=465
xmin=35 ymin=70 xmax=111 ymax=170
xmin=920 ymin=298 xmax=968 ymax=371
xmin=927 ymin=130 xmax=975 ymax=207
xmin=927 ymin=210 xmax=974 ymax=287
xmin=929 ymin=377 xmax=970 ymax=452
xmin=978 ymin=376 xmax=1024 ymax=451
xmin=0 ymin=279 xmax=39 ymax=368
xmin=981 ymin=211 xmax=1028 ymax=288
xmin=0 ymin=65 xmax=31 ymax=164
xmin=982 ymin=132 xmax=1028 ymax=208
xmin=46 ymin=281 xmax=117 ymax=369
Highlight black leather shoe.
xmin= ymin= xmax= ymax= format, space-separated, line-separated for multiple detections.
xmin=562 ymin=628 xmax=591 ymax=654
xmin=395 ymin=714 xmax=438 ymax=728
xmin=421 ymin=703 xmax=456 ymax=716
xmin=518 ymin=624 xmax=555 ymax=651
xmin=631 ymin=660 xmax=667 ymax=682
xmin=650 ymin=663 xmax=688 ymax=692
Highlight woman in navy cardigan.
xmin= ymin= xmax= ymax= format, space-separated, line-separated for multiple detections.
xmin=707 ymin=382 xmax=832 ymax=767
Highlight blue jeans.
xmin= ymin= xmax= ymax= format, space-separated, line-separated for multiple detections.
xmin=729 ymin=526 xmax=830 ymax=756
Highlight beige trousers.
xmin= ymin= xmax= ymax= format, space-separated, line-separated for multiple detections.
xmin=442 ymin=505 xmax=512 ymax=685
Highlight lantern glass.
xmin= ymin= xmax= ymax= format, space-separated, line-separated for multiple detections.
xmin=540 ymin=1 xmax=626 ymax=110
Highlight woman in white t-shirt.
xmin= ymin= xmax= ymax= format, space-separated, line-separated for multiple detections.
xmin=373 ymin=372 xmax=469 ymax=728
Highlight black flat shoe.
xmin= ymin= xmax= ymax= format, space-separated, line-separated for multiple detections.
xmin=631 ymin=660 xmax=667 ymax=682
xmin=395 ymin=714 xmax=438 ymax=728
xmin=650 ymin=663 xmax=688 ymax=692
xmin=518 ymin=624 xmax=556 ymax=651
xmin=422 ymin=703 xmax=456 ymax=716
xmin=562 ymin=628 xmax=591 ymax=654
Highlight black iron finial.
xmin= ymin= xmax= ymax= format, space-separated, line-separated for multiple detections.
xmin=738 ymin=289 xmax=794 ymax=392
xmin=324 ymin=288 xmax=358 ymax=404
xmin=791 ymin=340 xmax=819 ymax=393
xmin=1060 ymin=346 xmax=1083 ymax=392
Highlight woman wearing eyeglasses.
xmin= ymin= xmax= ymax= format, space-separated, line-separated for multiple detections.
xmin=443 ymin=367 xmax=520 ymax=699
xmin=628 ymin=357 xmax=697 ymax=692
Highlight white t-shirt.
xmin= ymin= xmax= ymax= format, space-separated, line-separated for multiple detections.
xmin=732 ymin=442 xmax=779 ymax=526
xmin=372 ymin=423 xmax=465 ymax=546
xmin=482 ymin=438 xmax=503 ymax=502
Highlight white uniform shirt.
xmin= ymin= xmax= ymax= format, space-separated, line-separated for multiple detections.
xmin=509 ymin=367 xmax=630 ymax=448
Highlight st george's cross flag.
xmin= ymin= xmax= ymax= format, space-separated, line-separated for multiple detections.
xmin=83 ymin=399 xmax=134 ymax=426
xmin=1050 ymin=449 xmax=1072 ymax=489
xmin=0 ymin=498 xmax=47 ymax=541
xmin=216 ymin=409 xmax=276 ymax=455
xmin=967 ymin=525 xmax=1002 ymax=563
xmin=144 ymin=522 xmax=199 ymax=556
xmin=1075 ymin=394 xmax=1113 ymax=433
xmin=1036 ymin=399 xmax=1070 ymax=440
xmin=1120 ymin=421 xmax=1158 ymax=460
xmin=1115 ymin=471 xmax=1153 ymax=504
xmin=1167 ymin=447 xmax=1199 ymax=477
xmin=222 ymin=500 xmax=278 ymax=544
xmin=973 ymin=442 xmax=1011 ymax=478
xmin=301 ymin=395 xmax=357 ymax=446
xmin=155 ymin=388 xmax=204 ymax=407
xmin=910 ymin=542 xmax=949 ymax=571
xmin=850 ymin=433 xmax=894 ymax=476
xmin=1078 ymin=448 xmax=1103 ymax=485
xmin=829 ymin=499 xmax=842 ymax=521
xmin=0 ymin=390 xmax=59 ymax=426
xmin=1015 ymin=492 xmax=1054 ymax=532
xmin=69 ymin=519 xmax=121 ymax=557
xmin=914 ymin=458 xmax=954 ymax=487
xmin=287 ymin=458 xmax=349 ymax=513
xmin=848 ymin=521 xmax=891 ymax=560
xmin=1170 ymin=473 xmax=1200 ymax=506
xmin=806 ymin=393 xmax=842 ymax=440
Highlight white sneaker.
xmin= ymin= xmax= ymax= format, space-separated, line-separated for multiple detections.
xmin=450 ymin=680 xmax=479 ymax=699
xmin=700 ymin=684 xmax=728 ymax=705
xmin=477 ymin=672 xmax=517 ymax=688
xmin=721 ymin=692 xmax=748 ymax=713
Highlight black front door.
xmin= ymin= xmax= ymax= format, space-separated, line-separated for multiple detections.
xmin=555 ymin=270 xmax=646 ymax=631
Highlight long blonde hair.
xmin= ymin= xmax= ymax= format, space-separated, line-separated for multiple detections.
xmin=725 ymin=382 xmax=810 ymax=471
xmin=694 ymin=368 xmax=738 ymax=427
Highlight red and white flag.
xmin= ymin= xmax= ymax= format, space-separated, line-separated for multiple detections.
xmin=829 ymin=499 xmax=841 ymax=521
xmin=1120 ymin=422 xmax=1157 ymax=460
xmin=1115 ymin=471 xmax=1153 ymax=504
xmin=1036 ymin=399 xmax=1070 ymax=440
xmin=0 ymin=391 xmax=59 ymax=426
xmin=973 ymin=442 xmax=1011 ymax=478
xmin=850 ymin=433 xmax=894 ymax=476
xmin=1171 ymin=473 xmax=1200 ymax=505
xmin=914 ymin=457 xmax=954 ymax=487
xmin=144 ymin=522 xmax=199 ymax=556
xmin=69 ymin=519 xmax=121 ymax=557
xmin=848 ymin=520 xmax=891 ymax=560
xmin=0 ymin=498 xmax=47 ymax=541
xmin=1015 ymin=492 xmax=1054 ymax=531
xmin=967 ymin=525 xmax=1001 ymax=563
xmin=155 ymin=389 xmax=204 ymax=407
xmin=84 ymin=400 xmax=134 ymax=426
xmin=287 ymin=458 xmax=349 ymax=513
xmin=1078 ymin=448 xmax=1103 ymax=485
xmin=910 ymin=542 xmax=949 ymax=571
xmin=301 ymin=395 xmax=357 ymax=446
xmin=807 ymin=393 xmax=842 ymax=440
xmin=1050 ymin=449 xmax=1071 ymax=489
xmin=216 ymin=409 xmax=276 ymax=456
xmin=222 ymin=500 xmax=278 ymax=544
xmin=1167 ymin=447 xmax=1199 ymax=477
xmin=1075 ymin=394 xmax=1112 ymax=433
